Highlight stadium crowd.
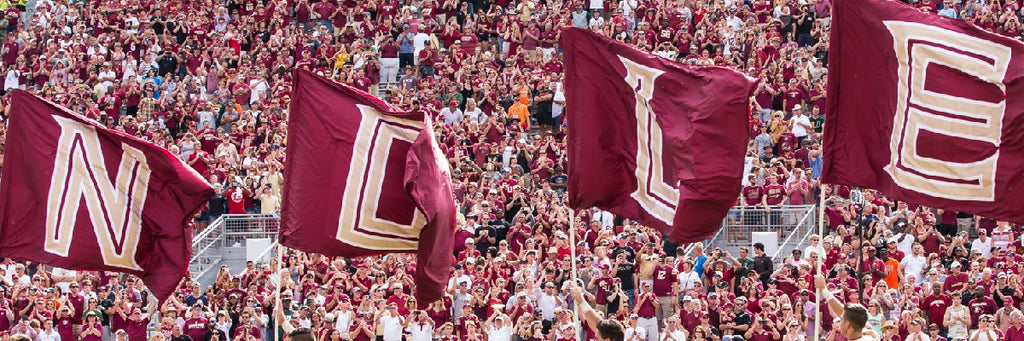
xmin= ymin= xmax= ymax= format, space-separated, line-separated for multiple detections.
xmin=0 ymin=0 xmax=1023 ymax=340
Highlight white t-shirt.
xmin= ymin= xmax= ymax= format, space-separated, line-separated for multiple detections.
xmin=791 ymin=114 xmax=811 ymax=138
xmin=4 ymin=69 xmax=21 ymax=90
xmin=380 ymin=314 xmax=404 ymax=341
xmin=971 ymin=237 xmax=994 ymax=258
xmin=486 ymin=325 xmax=512 ymax=341
xmin=625 ymin=326 xmax=647 ymax=341
xmin=406 ymin=322 xmax=433 ymax=341
xmin=37 ymin=330 xmax=60 ymax=341
xmin=334 ymin=310 xmax=353 ymax=334
xmin=661 ymin=328 xmax=687 ymax=341
xmin=677 ymin=271 xmax=700 ymax=295
xmin=413 ymin=33 xmax=431 ymax=64
xmin=900 ymin=255 xmax=926 ymax=285
xmin=894 ymin=233 xmax=915 ymax=256
xmin=537 ymin=293 xmax=559 ymax=320
xmin=51 ymin=268 xmax=77 ymax=293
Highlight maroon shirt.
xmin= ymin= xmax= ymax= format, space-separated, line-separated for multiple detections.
xmin=921 ymin=294 xmax=951 ymax=326
xmin=652 ymin=265 xmax=675 ymax=296
xmin=743 ymin=185 xmax=764 ymax=207
xmin=183 ymin=317 xmax=209 ymax=341
xmin=764 ymin=184 xmax=786 ymax=205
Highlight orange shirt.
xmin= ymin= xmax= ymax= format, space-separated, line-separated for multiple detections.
xmin=884 ymin=257 xmax=900 ymax=289
xmin=507 ymin=102 xmax=530 ymax=129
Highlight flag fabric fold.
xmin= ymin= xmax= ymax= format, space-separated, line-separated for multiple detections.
xmin=822 ymin=0 xmax=1024 ymax=223
xmin=0 ymin=90 xmax=213 ymax=301
xmin=562 ymin=28 xmax=756 ymax=243
xmin=280 ymin=69 xmax=455 ymax=306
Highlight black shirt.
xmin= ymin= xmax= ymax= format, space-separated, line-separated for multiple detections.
xmin=615 ymin=263 xmax=636 ymax=290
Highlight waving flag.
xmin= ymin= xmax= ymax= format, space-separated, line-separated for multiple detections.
xmin=280 ymin=69 xmax=456 ymax=306
xmin=563 ymin=28 xmax=756 ymax=243
xmin=0 ymin=90 xmax=213 ymax=301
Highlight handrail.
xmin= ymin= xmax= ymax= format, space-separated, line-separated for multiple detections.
xmin=192 ymin=215 xmax=225 ymax=249
xmin=189 ymin=216 xmax=225 ymax=264
xmin=770 ymin=205 xmax=818 ymax=261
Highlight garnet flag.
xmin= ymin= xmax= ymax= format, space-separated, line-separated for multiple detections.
xmin=280 ymin=69 xmax=456 ymax=306
xmin=822 ymin=0 xmax=1024 ymax=223
xmin=562 ymin=28 xmax=757 ymax=243
xmin=0 ymin=90 xmax=214 ymax=301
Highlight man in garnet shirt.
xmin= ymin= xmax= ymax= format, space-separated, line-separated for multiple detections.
xmin=922 ymin=282 xmax=952 ymax=328
xmin=634 ymin=282 xmax=659 ymax=341
xmin=763 ymin=175 xmax=786 ymax=226
xmin=183 ymin=305 xmax=209 ymax=341
xmin=651 ymin=256 xmax=677 ymax=326
xmin=740 ymin=174 xmax=767 ymax=224
xmin=943 ymin=261 xmax=969 ymax=297
xmin=743 ymin=314 xmax=781 ymax=341
xmin=1005 ymin=311 xmax=1024 ymax=341
xmin=969 ymin=286 xmax=998 ymax=329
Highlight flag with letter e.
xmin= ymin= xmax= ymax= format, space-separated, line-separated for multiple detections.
xmin=0 ymin=90 xmax=214 ymax=301
xmin=822 ymin=0 xmax=1024 ymax=223
xmin=279 ymin=69 xmax=456 ymax=306
xmin=562 ymin=28 xmax=756 ymax=243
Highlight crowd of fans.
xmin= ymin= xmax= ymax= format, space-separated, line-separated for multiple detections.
xmin=0 ymin=0 xmax=1023 ymax=340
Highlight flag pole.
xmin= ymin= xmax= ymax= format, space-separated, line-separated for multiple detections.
xmin=814 ymin=183 xmax=825 ymax=341
xmin=569 ymin=208 xmax=581 ymax=341
xmin=274 ymin=242 xmax=283 ymax=341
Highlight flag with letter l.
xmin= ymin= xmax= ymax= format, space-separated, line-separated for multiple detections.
xmin=822 ymin=0 xmax=1024 ymax=223
xmin=0 ymin=90 xmax=214 ymax=301
xmin=279 ymin=69 xmax=455 ymax=306
xmin=562 ymin=28 xmax=756 ymax=243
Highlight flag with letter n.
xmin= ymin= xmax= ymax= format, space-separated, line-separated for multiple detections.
xmin=561 ymin=28 xmax=756 ymax=243
xmin=0 ymin=90 xmax=214 ymax=301
xmin=279 ymin=69 xmax=456 ymax=306
xmin=822 ymin=0 xmax=1024 ymax=223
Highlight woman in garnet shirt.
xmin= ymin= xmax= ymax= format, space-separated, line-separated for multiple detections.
xmin=80 ymin=312 xmax=103 ymax=341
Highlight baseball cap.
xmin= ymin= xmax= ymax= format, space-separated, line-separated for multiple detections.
xmin=115 ymin=330 xmax=127 ymax=335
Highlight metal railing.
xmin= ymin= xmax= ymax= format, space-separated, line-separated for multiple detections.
xmin=706 ymin=205 xmax=817 ymax=254
xmin=770 ymin=206 xmax=819 ymax=267
xmin=189 ymin=214 xmax=281 ymax=280
xmin=189 ymin=216 xmax=226 ymax=280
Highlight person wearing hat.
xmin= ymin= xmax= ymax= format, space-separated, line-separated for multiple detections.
xmin=440 ymin=98 xmax=464 ymax=126
xmin=80 ymin=311 xmax=103 ymax=341
xmin=815 ymin=275 xmax=872 ymax=341
xmin=880 ymin=321 xmax=899 ymax=341
xmin=633 ymin=281 xmax=659 ymax=340
xmin=482 ymin=310 xmax=512 ymax=341
xmin=183 ymin=304 xmax=209 ymax=341
xmin=789 ymin=103 xmax=812 ymax=145
xmin=623 ymin=313 xmax=647 ymax=341
xmin=943 ymin=261 xmax=969 ymax=296
xmin=971 ymin=227 xmax=994 ymax=258
xmin=969 ymin=285 xmax=998 ymax=327
xmin=375 ymin=302 xmax=406 ymax=341
xmin=404 ymin=307 xmax=436 ymax=341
